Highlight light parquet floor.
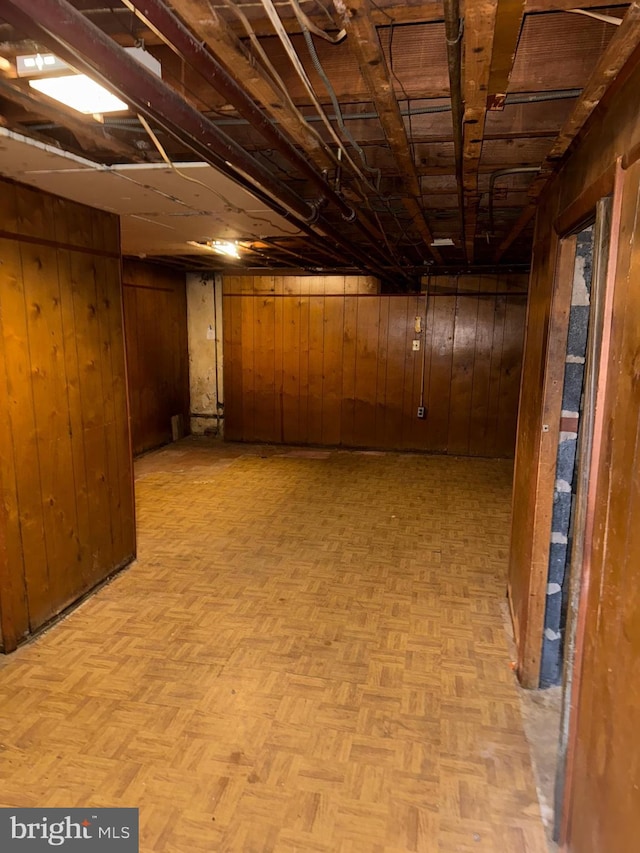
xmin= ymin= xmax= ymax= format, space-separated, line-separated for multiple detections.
xmin=0 ymin=439 xmax=548 ymax=852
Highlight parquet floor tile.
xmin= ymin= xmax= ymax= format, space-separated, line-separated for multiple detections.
xmin=0 ymin=439 xmax=549 ymax=852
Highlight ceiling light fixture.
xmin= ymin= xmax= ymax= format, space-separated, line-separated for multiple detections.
xmin=430 ymin=238 xmax=455 ymax=247
xmin=211 ymin=240 xmax=240 ymax=258
xmin=29 ymin=74 xmax=128 ymax=114
xmin=19 ymin=47 xmax=160 ymax=116
xmin=187 ymin=240 xmax=241 ymax=259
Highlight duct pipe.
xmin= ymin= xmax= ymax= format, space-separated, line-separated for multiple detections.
xmin=3 ymin=0 xmax=407 ymax=280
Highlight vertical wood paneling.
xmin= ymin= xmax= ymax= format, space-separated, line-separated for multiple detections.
xmin=426 ymin=295 xmax=456 ymax=452
xmin=0 ymin=233 xmax=29 ymax=647
xmin=0 ymin=177 xmax=134 ymax=651
xmin=307 ymin=296 xmax=325 ymax=444
xmin=468 ymin=289 xmax=496 ymax=456
xmin=340 ymin=296 xmax=358 ymax=446
xmin=108 ymin=256 xmax=135 ymax=561
xmin=566 ymin=159 xmax=640 ymax=853
xmin=253 ymin=295 xmax=276 ymax=442
xmin=298 ymin=286 xmax=310 ymax=443
xmin=222 ymin=274 xmax=526 ymax=457
xmin=485 ymin=294 xmax=509 ymax=459
xmin=383 ymin=297 xmax=408 ymax=448
xmin=281 ymin=292 xmax=301 ymax=444
xmin=321 ymin=297 xmax=344 ymax=446
xmin=496 ymin=296 xmax=527 ymax=457
xmin=448 ymin=279 xmax=480 ymax=455
xmin=70 ymin=250 xmax=114 ymax=587
xmin=22 ymin=241 xmax=79 ymax=615
xmin=400 ymin=296 xmax=421 ymax=449
xmin=0 ymin=238 xmax=49 ymax=632
xmin=273 ymin=289 xmax=284 ymax=444
xmin=374 ymin=298 xmax=390 ymax=447
xmin=241 ymin=294 xmax=256 ymax=441
xmin=121 ymin=260 xmax=189 ymax=455
xmin=353 ymin=297 xmax=380 ymax=447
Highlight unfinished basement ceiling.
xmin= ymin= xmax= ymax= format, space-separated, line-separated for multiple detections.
xmin=0 ymin=0 xmax=632 ymax=285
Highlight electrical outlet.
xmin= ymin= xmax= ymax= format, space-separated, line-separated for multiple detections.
xmin=412 ymin=339 xmax=420 ymax=351
xmin=417 ymin=406 xmax=425 ymax=418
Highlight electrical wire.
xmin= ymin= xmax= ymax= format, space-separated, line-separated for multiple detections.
xmin=220 ymin=0 xmax=299 ymax=108
xmin=289 ymin=0 xmax=346 ymax=42
xmin=257 ymin=0 xmax=371 ymax=184
xmin=136 ymin=112 xmax=302 ymax=234
xmin=299 ymin=23 xmax=381 ymax=186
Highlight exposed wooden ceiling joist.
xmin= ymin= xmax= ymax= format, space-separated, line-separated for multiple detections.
xmin=495 ymin=0 xmax=640 ymax=261
xmin=462 ymin=0 xmax=498 ymax=262
xmin=332 ymin=0 xmax=442 ymax=262
xmin=487 ymin=0 xmax=527 ymax=110
xmin=443 ymin=0 xmax=464 ymax=247
xmin=166 ymin=0 xmax=334 ymax=170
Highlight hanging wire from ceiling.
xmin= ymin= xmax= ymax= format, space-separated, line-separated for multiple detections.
xmin=257 ymin=0 xmax=372 ymax=184
xmin=288 ymin=0 xmax=346 ymax=42
xmin=137 ymin=112 xmax=301 ymax=234
xmin=220 ymin=0 xmax=298 ymax=106
xmin=294 ymin=7 xmax=381 ymax=186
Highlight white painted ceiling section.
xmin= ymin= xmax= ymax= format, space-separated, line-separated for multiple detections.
xmin=0 ymin=128 xmax=301 ymax=257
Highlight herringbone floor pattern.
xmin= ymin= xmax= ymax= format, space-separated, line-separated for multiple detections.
xmin=0 ymin=439 xmax=548 ymax=852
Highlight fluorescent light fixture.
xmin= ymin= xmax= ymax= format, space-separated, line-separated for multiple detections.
xmin=29 ymin=74 xmax=128 ymax=114
xmin=430 ymin=238 xmax=455 ymax=247
xmin=19 ymin=45 xmax=160 ymax=115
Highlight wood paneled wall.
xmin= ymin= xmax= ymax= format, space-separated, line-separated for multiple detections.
xmin=223 ymin=273 xmax=527 ymax=456
xmin=0 ymin=178 xmax=135 ymax=652
xmin=507 ymin=52 xmax=640 ymax=852
xmin=122 ymin=260 xmax=189 ymax=455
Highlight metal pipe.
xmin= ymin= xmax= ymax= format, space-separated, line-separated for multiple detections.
xmin=41 ymin=90 xmax=581 ymax=132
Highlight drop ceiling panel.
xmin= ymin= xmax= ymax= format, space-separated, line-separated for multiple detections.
xmin=0 ymin=129 xmax=301 ymax=257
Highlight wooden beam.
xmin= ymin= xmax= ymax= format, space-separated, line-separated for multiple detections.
xmin=486 ymin=0 xmax=527 ymax=111
xmin=332 ymin=0 xmax=442 ymax=262
xmin=495 ymin=0 xmax=640 ymax=261
xmin=443 ymin=0 xmax=464 ymax=245
xmin=168 ymin=0 xmax=333 ymax=170
xmin=544 ymin=1 xmax=640 ymax=166
xmin=0 ymin=78 xmax=143 ymax=161
xmin=108 ymin=0 xmax=628 ymax=41
xmin=462 ymin=0 xmax=499 ymax=262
